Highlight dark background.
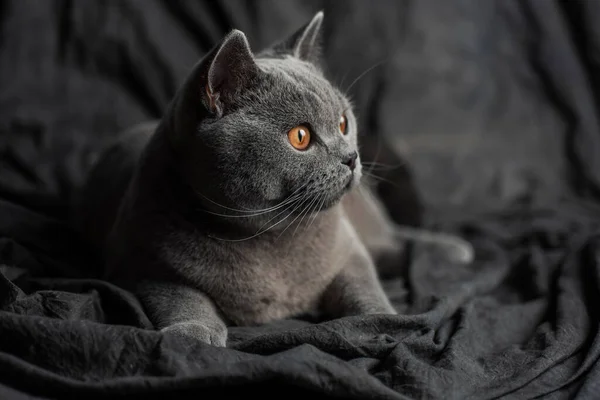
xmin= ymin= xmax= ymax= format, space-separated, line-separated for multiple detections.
xmin=1 ymin=1 xmax=600 ymax=399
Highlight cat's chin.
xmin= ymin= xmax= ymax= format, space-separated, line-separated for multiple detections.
xmin=320 ymin=175 xmax=360 ymax=211
xmin=346 ymin=170 xmax=362 ymax=191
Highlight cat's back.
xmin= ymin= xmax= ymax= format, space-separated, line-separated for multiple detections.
xmin=73 ymin=121 xmax=159 ymax=251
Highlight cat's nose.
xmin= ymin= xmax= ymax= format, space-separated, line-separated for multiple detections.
xmin=342 ymin=151 xmax=358 ymax=171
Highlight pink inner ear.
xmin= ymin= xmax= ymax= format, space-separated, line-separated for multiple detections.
xmin=205 ymin=84 xmax=217 ymax=113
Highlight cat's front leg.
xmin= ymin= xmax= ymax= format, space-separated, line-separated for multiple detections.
xmin=320 ymin=240 xmax=396 ymax=318
xmin=137 ymin=282 xmax=227 ymax=347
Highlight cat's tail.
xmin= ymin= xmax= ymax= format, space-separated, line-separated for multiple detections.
xmin=393 ymin=226 xmax=475 ymax=264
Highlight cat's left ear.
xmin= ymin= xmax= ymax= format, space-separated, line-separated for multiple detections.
xmin=166 ymin=29 xmax=259 ymax=146
xmin=272 ymin=11 xmax=324 ymax=66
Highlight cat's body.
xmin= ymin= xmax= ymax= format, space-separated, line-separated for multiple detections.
xmin=75 ymin=12 xmax=472 ymax=346
xmin=78 ymin=118 xmax=397 ymax=329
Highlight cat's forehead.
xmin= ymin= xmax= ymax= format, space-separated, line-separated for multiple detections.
xmin=256 ymin=57 xmax=349 ymax=109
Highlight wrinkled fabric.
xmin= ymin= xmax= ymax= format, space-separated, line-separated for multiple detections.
xmin=1 ymin=1 xmax=600 ymax=399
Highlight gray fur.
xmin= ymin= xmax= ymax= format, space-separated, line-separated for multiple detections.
xmin=75 ymin=12 xmax=472 ymax=347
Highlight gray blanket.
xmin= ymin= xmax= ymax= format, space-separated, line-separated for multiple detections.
xmin=1 ymin=1 xmax=599 ymax=398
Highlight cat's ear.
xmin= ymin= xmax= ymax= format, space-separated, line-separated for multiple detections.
xmin=203 ymin=29 xmax=259 ymax=117
xmin=165 ymin=30 xmax=258 ymax=146
xmin=273 ymin=11 xmax=324 ymax=65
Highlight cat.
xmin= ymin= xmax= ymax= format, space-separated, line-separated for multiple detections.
xmin=74 ymin=11 xmax=473 ymax=347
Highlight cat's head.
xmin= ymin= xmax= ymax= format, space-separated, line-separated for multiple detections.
xmin=166 ymin=12 xmax=361 ymax=230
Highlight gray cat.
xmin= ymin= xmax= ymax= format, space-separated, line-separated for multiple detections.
xmin=75 ymin=12 xmax=473 ymax=346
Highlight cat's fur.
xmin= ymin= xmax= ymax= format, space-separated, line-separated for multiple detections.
xmin=75 ymin=12 xmax=473 ymax=347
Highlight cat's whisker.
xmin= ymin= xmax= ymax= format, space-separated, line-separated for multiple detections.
xmin=275 ymin=195 xmax=316 ymax=241
xmin=209 ymin=195 xmax=309 ymax=242
xmin=254 ymin=193 xmax=309 ymax=234
xmin=362 ymin=171 xmax=388 ymax=182
xmin=309 ymin=194 xmax=325 ymax=229
xmin=314 ymin=192 xmax=328 ymax=221
xmin=359 ymin=136 xmax=396 ymax=186
xmin=200 ymin=192 xmax=305 ymax=219
xmin=306 ymin=193 xmax=327 ymax=230
xmin=305 ymin=192 xmax=323 ymax=227
xmin=362 ymin=171 xmax=402 ymax=189
xmin=291 ymin=193 xmax=321 ymax=239
xmin=362 ymin=166 xmax=402 ymax=174
xmin=196 ymin=190 xmax=297 ymax=215
xmin=361 ymin=161 xmax=406 ymax=171
xmin=337 ymin=69 xmax=351 ymax=92
xmin=345 ymin=60 xmax=385 ymax=93
xmin=363 ymin=137 xmax=384 ymax=181
xmin=195 ymin=180 xmax=310 ymax=216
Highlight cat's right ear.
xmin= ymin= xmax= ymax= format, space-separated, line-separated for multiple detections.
xmin=202 ymin=30 xmax=259 ymax=118
xmin=271 ymin=11 xmax=325 ymax=66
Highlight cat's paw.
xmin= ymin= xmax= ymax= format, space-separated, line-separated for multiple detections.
xmin=392 ymin=226 xmax=475 ymax=265
xmin=161 ymin=321 xmax=227 ymax=347
xmin=439 ymin=236 xmax=474 ymax=264
xmin=343 ymin=299 xmax=398 ymax=317
xmin=363 ymin=303 xmax=397 ymax=316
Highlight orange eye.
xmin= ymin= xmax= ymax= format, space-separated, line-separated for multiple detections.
xmin=339 ymin=115 xmax=348 ymax=135
xmin=288 ymin=125 xmax=311 ymax=150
